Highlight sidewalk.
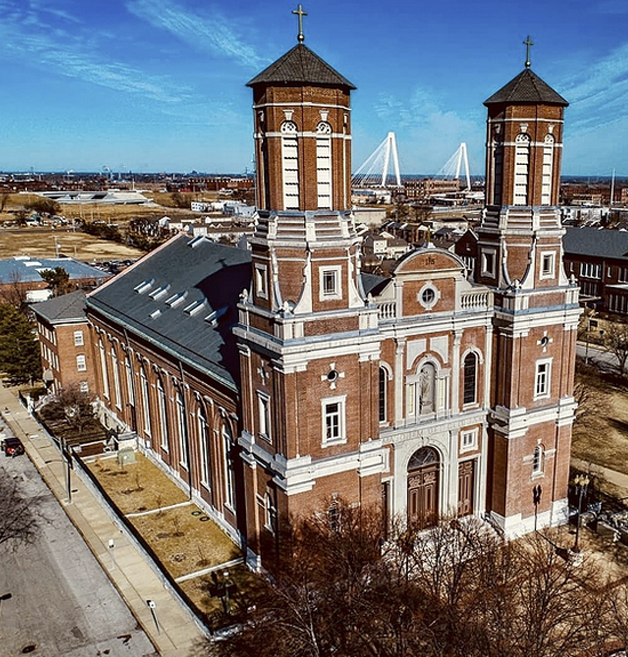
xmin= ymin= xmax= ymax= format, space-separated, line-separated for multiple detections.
xmin=572 ymin=456 xmax=628 ymax=493
xmin=0 ymin=383 xmax=207 ymax=657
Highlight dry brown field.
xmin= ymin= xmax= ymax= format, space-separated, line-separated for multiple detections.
xmin=572 ymin=366 xmax=628 ymax=479
xmin=0 ymin=225 xmax=144 ymax=261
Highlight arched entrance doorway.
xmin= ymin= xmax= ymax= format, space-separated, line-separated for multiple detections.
xmin=407 ymin=447 xmax=439 ymax=527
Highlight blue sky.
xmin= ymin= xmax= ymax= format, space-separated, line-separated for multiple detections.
xmin=1 ymin=0 xmax=627 ymax=176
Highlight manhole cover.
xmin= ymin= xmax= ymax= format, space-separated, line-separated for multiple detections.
xmin=199 ymin=516 xmax=210 ymax=522
xmin=191 ymin=510 xmax=202 ymax=516
xmin=21 ymin=646 xmax=36 ymax=654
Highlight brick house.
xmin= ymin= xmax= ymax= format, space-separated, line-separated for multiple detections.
xmin=46 ymin=37 xmax=580 ymax=568
xmin=31 ymin=290 xmax=97 ymax=394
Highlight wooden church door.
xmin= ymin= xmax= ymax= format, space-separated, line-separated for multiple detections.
xmin=407 ymin=447 xmax=439 ymax=527
xmin=457 ymin=460 xmax=475 ymax=516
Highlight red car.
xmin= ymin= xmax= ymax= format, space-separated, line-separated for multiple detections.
xmin=4 ymin=437 xmax=24 ymax=457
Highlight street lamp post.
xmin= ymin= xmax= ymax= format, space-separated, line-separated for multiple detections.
xmin=573 ymin=474 xmax=590 ymax=553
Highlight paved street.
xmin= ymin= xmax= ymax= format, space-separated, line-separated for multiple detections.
xmin=577 ymin=341 xmax=621 ymax=371
xmin=0 ymin=451 xmax=157 ymax=657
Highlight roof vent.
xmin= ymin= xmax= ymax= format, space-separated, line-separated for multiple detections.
xmin=149 ymin=309 xmax=161 ymax=319
xmin=134 ymin=279 xmax=154 ymax=294
xmin=184 ymin=299 xmax=207 ymax=316
xmin=204 ymin=306 xmax=228 ymax=327
xmin=188 ymin=235 xmax=206 ymax=248
xmin=149 ymin=284 xmax=170 ymax=300
xmin=165 ymin=291 xmax=188 ymax=308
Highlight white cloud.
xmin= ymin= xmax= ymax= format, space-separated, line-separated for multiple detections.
xmin=126 ymin=0 xmax=268 ymax=69
xmin=0 ymin=1 xmax=191 ymax=104
xmin=369 ymin=87 xmax=482 ymax=174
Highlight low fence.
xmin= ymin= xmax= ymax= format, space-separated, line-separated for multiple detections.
xmin=74 ymin=455 xmax=217 ymax=632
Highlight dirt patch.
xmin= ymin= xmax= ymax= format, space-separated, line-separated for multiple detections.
xmin=178 ymin=564 xmax=255 ymax=621
xmin=86 ymin=453 xmax=189 ymax=514
xmin=0 ymin=225 xmax=143 ymax=261
xmin=129 ymin=506 xmax=240 ymax=579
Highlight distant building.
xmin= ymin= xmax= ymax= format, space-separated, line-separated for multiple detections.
xmin=0 ymin=256 xmax=111 ymax=303
xmin=563 ymin=226 xmax=628 ymax=314
xmin=31 ymin=290 xmax=96 ymax=394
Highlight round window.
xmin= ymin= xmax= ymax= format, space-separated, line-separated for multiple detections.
xmin=327 ymin=369 xmax=339 ymax=383
xmin=422 ymin=288 xmax=436 ymax=305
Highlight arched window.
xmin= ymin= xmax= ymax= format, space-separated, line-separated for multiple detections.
xmin=463 ymin=352 xmax=478 ymax=405
xmin=541 ymin=134 xmax=555 ymax=205
xmin=492 ymin=138 xmax=504 ymax=206
xmin=379 ymin=366 xmax=387 ymax=423
xmin=99 ymin=339 xmax=109 ymax=399
xmin=125 ymin=356 xmax=135 ymax=407
xmin=197 ymin=405 xmax=211 ymax=491
xmin=513 ymin=133 xmax=530 ymax=206
xmin=264 ymin=490 xmax=277 ymax=534
xmin=223 ymin=423 xmax=236 ymax=509
xmin=111 ymin=347 xmax=122 ymax=409
xmin=316 ymin=121 xmax=332 ymax=209
xmin=281 ymin=121 xmax=299 ymax=210
xmin=533 ymin=445 xmax=544 ymax=475
xmin=176 ymin=389 xmax=188 ymax=467
xmin=157 ymin=376 xmax=168 ymax=451
xmin=328 ymin=500 xmax=341 ymax=531
xmin=140 ymin=364 xmax=151 ymax=437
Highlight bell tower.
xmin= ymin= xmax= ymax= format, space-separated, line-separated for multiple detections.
xmin=476 ymin=39 xmax=581 ymax=535
xmin=235 ymin=11 xmax=386 ymax=566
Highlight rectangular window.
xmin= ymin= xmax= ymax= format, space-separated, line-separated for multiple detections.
xmin=540 ymin=252 xmax=555 ymax=279
xmin=255 ymin=264 xmax=268 ymax=300
xmin=76 ymin=354 xmax=86 ymax=372
xmin=481 ymin=250 xmax=496 ymax=277
xmin=461 ymin=429 xmax=478 ymax=453
xmin=534 ymin=359 xmax=552 ymax=399
xmin=322 ymin=396 xmax=346 ymax=445
xmin=74 ymin=330 xmax=84 ymax=346
xmin=258 ymin=392 xmax=271 ymax=442
xmin=580 ymin=262 xmax=602 ymax=279
xmin=320 ymin=266 xmax=342 ymax=300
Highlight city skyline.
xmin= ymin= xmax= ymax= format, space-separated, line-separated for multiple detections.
xmin=1 ymin=0 xmax=627 ymax=177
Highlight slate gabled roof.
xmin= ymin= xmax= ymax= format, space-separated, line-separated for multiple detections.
xmin=563 ymin=227 xmax=628 ymax=260
xmin=86 ymin=234 xmax=252 ymax=390
xmin=484 ymin=68 xmax=568 ymax=107
xmin=247 ymin=43 xmax=356 ymax=89
xmin=31 ymin=289 xmax=87 ymax=324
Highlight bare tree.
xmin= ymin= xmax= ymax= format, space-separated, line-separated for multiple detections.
xmin=199 ymin=508 xmax=611 ymax=657
xmin=0 ymin=465 xmax=40 ymax=548
xmin=39 ymin=383 xmax=98 ymax=438
xmin=603 ymin=321 xmax=628 ymax=375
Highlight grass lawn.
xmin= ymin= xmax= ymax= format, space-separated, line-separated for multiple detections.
xmin=129 ymin=505 xmax=240 ymax=579
xmin=87 ymin=453 xmax=189 ymax=514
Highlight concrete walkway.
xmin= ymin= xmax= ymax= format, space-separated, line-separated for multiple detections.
xmin=0 ymin=383 xmax=207 ymax=657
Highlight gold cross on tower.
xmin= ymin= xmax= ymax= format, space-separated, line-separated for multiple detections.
xmin=523 ymin=35 xmax=534 ymax=68
xmin=293 ymin=4 xmax=307 ymax=43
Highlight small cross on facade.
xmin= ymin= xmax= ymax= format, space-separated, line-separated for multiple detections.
xmin=293 ymin=4 xmax=307 ymax=43
xmin=524 ymin=35 xmax=534 ymax=68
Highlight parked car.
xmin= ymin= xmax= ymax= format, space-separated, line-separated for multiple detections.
xmin=4 ymin=437 xmax=24 ymax=457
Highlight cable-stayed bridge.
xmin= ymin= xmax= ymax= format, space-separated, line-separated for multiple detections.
xmin=352 ymin=134 xmax=473 ymax=192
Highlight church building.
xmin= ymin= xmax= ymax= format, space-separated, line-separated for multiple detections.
xmin=80 ymin=24 xmax=580 ymax=567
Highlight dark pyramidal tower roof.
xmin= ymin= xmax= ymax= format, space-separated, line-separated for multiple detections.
xmin=484 ymin=68 xmax=568 ymax=107
xmin=247 ymin=43 xmax=355 ymax=89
